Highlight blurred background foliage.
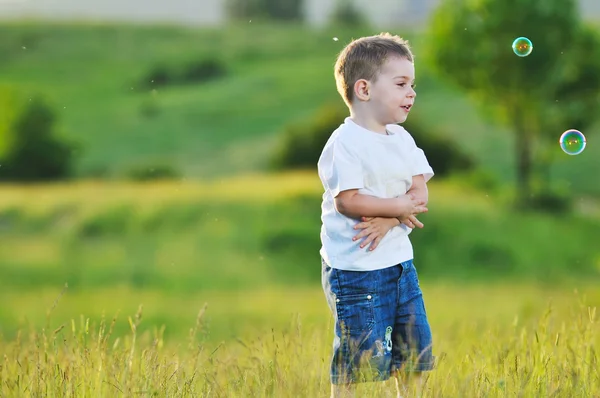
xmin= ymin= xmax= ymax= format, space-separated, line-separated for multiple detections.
xmin=0 ymin=0 xmax=599 ymax=342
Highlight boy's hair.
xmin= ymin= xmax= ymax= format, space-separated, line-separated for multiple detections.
xmin=334 ymin=32 xmax=414 ymax=107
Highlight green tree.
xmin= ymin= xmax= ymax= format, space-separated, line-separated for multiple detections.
xmin=426 ymin=0 xmax=600 ymax=207
xmin=0 ymin=96 xmax=76 ymax=181
xmin=0 ymin=86 xmax=20 ymax=159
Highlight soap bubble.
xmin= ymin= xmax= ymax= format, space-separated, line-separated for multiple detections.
xmin=559 ymin=129 xmax=586 ymax=155
xmin=512 ymin=37 xmax=533 ymax=57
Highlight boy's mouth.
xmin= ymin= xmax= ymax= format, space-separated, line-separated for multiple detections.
xmin=401 ymin=105 xmax=412 ymax=111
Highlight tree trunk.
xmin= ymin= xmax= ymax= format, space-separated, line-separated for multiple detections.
xmin=537 ymin=146 xmax=552 ymax=193
xmin=515 ymin=133 xmax=533 ymax=207
xmin=513 ymin=106 xmax=533 ymax=208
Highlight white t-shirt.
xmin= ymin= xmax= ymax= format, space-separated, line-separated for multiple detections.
xmin=318 ymin=118 xmax=434 ymax=271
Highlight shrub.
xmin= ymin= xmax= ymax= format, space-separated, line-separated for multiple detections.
xmin=270 ymin=102 xmax=475 ymax=178
xmin=330 ymin=0 xmax=367 ymax=26
xmin=0 ymin=95 xmax=76 ymax=182
xmin=140 ymin=58 xmax=227 ymax=90
xmin=270 ymin=103 xmax=346 ymax=170
xmin=181 ymin=59 xmax=227 ymax=84
xmin=225 ymin=0 xmax=304 ymax=21
xmin=125 ymin=163 xmax=181 ymax=182
xmin=143 ymin=64 xmax=173 ymax=88
xmin=528 ymin=189 xmax=573 ymax=214
xmin=402 ymin=116 xmax=475 ymax=177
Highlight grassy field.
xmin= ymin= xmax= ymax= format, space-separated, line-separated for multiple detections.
xmin=0 ymin=171 xmax=599 ymax=337
xmin=1 ymin=21 xmax=600 ymax=396
xmin=0 ymin=172 xmax=598 ymax=395
xmin=0 ymin=22 xmax=598 ymax=195
xmin=1 ymin=283 xmax=599 ymax=396
xmin=1 ymin=172 xmax=599 ymax=292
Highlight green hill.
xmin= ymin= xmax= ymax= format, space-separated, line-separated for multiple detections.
xmin=0 ymin=22 xmax=597 ymax=195
xmin=0 ymin=170 xmax=599 ymax=336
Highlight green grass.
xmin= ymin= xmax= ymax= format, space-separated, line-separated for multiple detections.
xmin=0 ymin=171 xmax=599 ymax=343
xmin=1 ymin=283 xmax=599 ymax=396
xmin=0 ymin=173 xmax=598 ymax=294
xmin=1 ymin=20 xmax=599 ymax=392
xmin=0 ymin=170 xmax=598 ymax=395
xmin=0 ymin=22 xmax=598 ymax=195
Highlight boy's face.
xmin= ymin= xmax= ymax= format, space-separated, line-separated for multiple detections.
xmin=365 ymin=56 xmax=416 ymax=125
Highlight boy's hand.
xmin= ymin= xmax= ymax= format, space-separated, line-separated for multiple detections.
xmin=363 ymin=214 xmax=424 ymax=230
xmin=364 ymin=191 xmax=427 ymax=229
xmin=397 ymin=214 xmax=424 ymax=229
xmin=352 ymin=216 xmax=400 ymax=251
xmin=397 ymin=193 xmax=428 ymax=219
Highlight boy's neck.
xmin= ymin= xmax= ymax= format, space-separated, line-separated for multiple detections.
xmin=349 ymin=111 xmax=387 ymax=135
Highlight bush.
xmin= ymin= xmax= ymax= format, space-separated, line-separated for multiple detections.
xmin=270 ymin=102 xmax=475 ymax=177
xmin=181 ymin=59 xmax=227 ymax=84
xmin=140 ymin=58 xmax=227 ymax=90
xmin=143 ymin=64 xmax=173 ymax=88
xmin=270 ymin=103 xmax=346 ymax=170
xmin=225 ymin=0 xmax=304 ymax=21
xmin=125 ymin=163 xmax=181 ymax=182
xmin=401 ymin=116 xmax=475 ymax=177
xmin=330 ymin=0 xmax=367 ymax=26
xmin=527 ymin=189 xmax=573 ymax=214
xmin=0 ymin=95 xmax=76 ymax=182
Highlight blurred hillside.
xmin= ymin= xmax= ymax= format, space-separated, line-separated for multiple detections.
xmin=0 ymin=9 xmax=599 ymax=364
xmin=0 ymin=0 xmax=224 ymax=25
xmin=0 ymin=23 xmax=598 ymax=195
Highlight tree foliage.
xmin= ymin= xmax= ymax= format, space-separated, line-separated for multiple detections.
xmin=426 ymin=0 xmax=600 ymax=206
xmin=0 ymin=93 xmax=76 ymax=181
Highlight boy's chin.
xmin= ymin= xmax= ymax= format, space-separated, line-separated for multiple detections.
xmin=395 ymin=115 xmax=408 ymax=124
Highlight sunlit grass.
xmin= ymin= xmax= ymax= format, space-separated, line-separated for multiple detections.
xmin=0 ymin=173 xmax=598 ymax=395
xmin=0 ymin=172 xmax=598 ymax=293
xmin=0 ymin=171 xmax=320 ymax=212
xmin=0 ymin=171 xmax=497 ymax=214
xmin=1 ymin=283 xmax=599 ymax=397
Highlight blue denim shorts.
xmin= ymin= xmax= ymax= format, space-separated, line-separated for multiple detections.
xmin=322 ymin=258 xmax=435 ymax=384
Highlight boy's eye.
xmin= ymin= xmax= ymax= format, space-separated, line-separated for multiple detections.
xmin=397 ymin=83 xmax=406 ymax=87
xmin=411 ymin=84 xmax=417 ymax=89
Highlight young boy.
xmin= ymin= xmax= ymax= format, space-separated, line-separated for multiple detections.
xmin=318 ymin=33 xmax=435 ymax=397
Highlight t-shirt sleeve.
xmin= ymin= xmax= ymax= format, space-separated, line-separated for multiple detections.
xmin=321 ymin=139 xmax=364 ymax=197
xmin=402 ymin=130 xmax=434 ymax=182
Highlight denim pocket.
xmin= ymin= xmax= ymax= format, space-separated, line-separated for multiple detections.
xmin=335 ymin=293 xmax=376 ymax=335
xmin=398 ymin=265 xmax=422 ymax=305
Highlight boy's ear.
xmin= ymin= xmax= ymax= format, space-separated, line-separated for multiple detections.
xmin=354 ymin=79 xmax=370 ymax=101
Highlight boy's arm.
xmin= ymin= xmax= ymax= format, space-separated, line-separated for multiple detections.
xmin=407 ymin=174 xmax=428 ymax=205
xmin=395 ymin=174 xmax=428 ymax=228
xmin=323 ymin=133 xmax=427 ymax=220
xmin=334 ymin=189 xmax=424 ymax=220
